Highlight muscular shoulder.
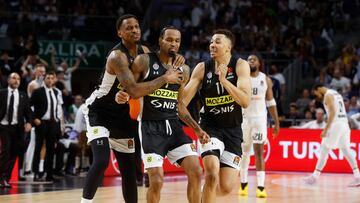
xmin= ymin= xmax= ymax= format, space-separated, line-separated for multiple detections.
xmin=191 ymin=62 xmax=205 ymax=80
xmin=180 ymin=64 xmax=191 ymax=83
xmin=106 ymin=50 xmax=130 ymax=74
xmin=141 ymin=45 xmax=151 ymax=53
xmin=236 ymin=58 xmax=249 ymax=69
xmin=133 ymin=53 xmax=150 ymax=68
xmin=265 ymin=75 xmax=273 ymax=85
xmin=235 ymin=58 xmax=250 ymax=75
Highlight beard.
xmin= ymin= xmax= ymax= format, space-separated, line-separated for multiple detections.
xmin=250 ymin=66 xmax=257 ymax=72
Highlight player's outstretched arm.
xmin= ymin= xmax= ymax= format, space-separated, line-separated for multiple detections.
xmin=218 ymin=58 xmax=251 ymax=108
xmin=178 ymin=65 xmax=210 ymax=144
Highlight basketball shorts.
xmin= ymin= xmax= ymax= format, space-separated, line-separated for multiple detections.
xmin=322 ymin=121 xmax=350 ymax=149
xmin=84 ymin=104 xmax=136 ymax=153
xmin=139 ymin=119 xmax=198 ymax=169
xmin=242 ymin=117 xmax=268 ymax=146
xmin=199 ymin=123 xmax=243 ymax=170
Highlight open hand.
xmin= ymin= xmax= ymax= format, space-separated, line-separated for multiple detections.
xmin=196 ymin=130 xmax=211 ymax=144
xmin=34 ymin=118 xmax=41 ymax=126
xmin=272 ymin=125 xmax=280 ymax=139
xmin=173 ymin=54 xmax=185 ymax=69
xmin=24 ymin=123 xmax=32 ymax=132
xmin=164 ymin=67 xmax=184 ymax=84
xmin=320 ymin=130 xmax=327 ymax=138
xmin=217 ymin=63 xmax=228 ymax=82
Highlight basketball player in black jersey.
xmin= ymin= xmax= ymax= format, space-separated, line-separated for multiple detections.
xmin=117 ymin=26 xmax=210 ymax=203
xmin=81 ymin=15 xmax=184 ymax=203
xmin=182 ymin=29 xmax=251 ymax=203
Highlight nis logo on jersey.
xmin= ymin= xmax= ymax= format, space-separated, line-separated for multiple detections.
xmin=149 ymin=88 xmax=178 ymax=109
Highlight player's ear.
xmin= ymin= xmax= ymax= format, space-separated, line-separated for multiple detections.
xmin=117 ymin=29 xmax=122 ymax=38
xmin=158 ymin=37 xmax=163 ymax=47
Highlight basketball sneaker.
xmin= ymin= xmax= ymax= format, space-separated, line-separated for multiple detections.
xmin=303 ymin=175 xmax=317 ymax=185
xmin=256 ymin=187 xmax=267 ymax=198
xmin=348 ymin=177 xmax=360 ymax=187
xmin=239 ymin=183 xmax=248 ymax=196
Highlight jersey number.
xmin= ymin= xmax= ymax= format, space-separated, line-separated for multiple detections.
xmin=253 ymin=133 xmax=263 ymax=141
xmin=253 ymin=88 xmax=258 ymax=95
xmin=339 ymin=101 xmax=344 ymax=113
xmin=216 ymin=82 xmax=224 ymax=95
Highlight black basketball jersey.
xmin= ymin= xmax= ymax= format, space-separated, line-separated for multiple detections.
xmin=87 ymin=42 xmax=144 ymax=123
xmin=140 ymin=53 xmax=180 ymax=121
xmin=199 ymin=56 xmax=243 ymax=128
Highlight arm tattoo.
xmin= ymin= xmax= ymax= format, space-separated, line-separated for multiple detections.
xmin=180 ymin=114 xmax=200 ymax=132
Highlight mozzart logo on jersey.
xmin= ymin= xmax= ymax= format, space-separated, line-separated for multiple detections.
xmin=205 ymin=95 xmax=234 ymax=106
xmin=149 ymin=89 xmax=178 ymax=100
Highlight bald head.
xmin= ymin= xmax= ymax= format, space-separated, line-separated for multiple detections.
xmin=8 ymin=72 xmax=21 ymax=89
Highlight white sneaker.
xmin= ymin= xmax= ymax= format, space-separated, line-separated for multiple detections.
xmin=303 ymin=175 xmax=317 ymax=185
xmin=348 ymin=177 xmax=360 ymax=187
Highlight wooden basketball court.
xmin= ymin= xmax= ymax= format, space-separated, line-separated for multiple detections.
xmin=0 ymin=172 xmax=359 ymax=203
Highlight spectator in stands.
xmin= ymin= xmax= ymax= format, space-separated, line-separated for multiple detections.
xmin=68 ymin=95 xmax=83 ymax=123
xmin=27 ymin=63 xmax=46 ymax=96
xmin=315 ymin=68 xmax=332 ymax=87
xmin=51 ymin=49 xmax=81 ymax=94
xmin=0 ymin=69 xmax=6 ymax=88
xmin=269 ymin=64 xmax=286 ymax=104
xmin=348 ymin=96 xmax=360 ymax=116
xmin=352 ymin=57 xmax=360 ymax=86
xmin=349 ymin=113 xmax=360 ymax=129
xmin=0 ymin=51 xmax=14 ymax=76
xmin=30 ymin=71 xmax=63 ymax=182
xmin=20 ymin=54 xmax=48 ymax=83
xmin=54 ymin=127 xmax=79 ymax=176
xmin=0 ymin=73 xmax=32 ymax=188
xmin=286 ymin=102 xmax=302 ymax=121
xmin=269 ymin=75 xmax=284 ymax=117
xmin=55 ymin=67 xmax=72 ymax=119
xmin=73 ymin=103 xmax=91 ymax=172
xmin=330 ymin=68 xmax=351 ymax=97
xmin=298 ymin=108 xmax=326 ymax=129
xmin=296 ymin=88 xmax=312 ymax=114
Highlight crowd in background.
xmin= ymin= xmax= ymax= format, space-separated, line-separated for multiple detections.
xmin=1 ymin=1 xmax=359 ymax=123
xmin=0 ymin=0 xmax=360 ymax=185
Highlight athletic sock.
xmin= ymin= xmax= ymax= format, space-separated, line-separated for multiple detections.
xmin=257 ymin=171 xmax=265 ymax=187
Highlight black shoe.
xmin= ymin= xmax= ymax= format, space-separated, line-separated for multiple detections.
xmin=65 ymin=170 xmax=77 ymax=176
xmin=23 ymin=171 xmax=32 ymax=175
xmin=137 ymin=179 xmax=143 ymax=186
xmin=38 ymin=172 xmax=45 ymax=178
xmin=18 ymin=176 xmax=26 ymax=181
xmin=34 ymin=173 xmax=45 ymax=182
xmin=53 ymin=171 xmax=65 ymax=177
xmin=0 ymin=180 xmax=12 ymax=188
xmin=46 ymin=176 xmax=59 ymax=183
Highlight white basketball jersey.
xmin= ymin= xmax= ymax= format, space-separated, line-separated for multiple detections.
xmin=244 ymin=72 xmax=267 ymax=118
xmin=323 ymin=89 xmax=348 ymax=123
